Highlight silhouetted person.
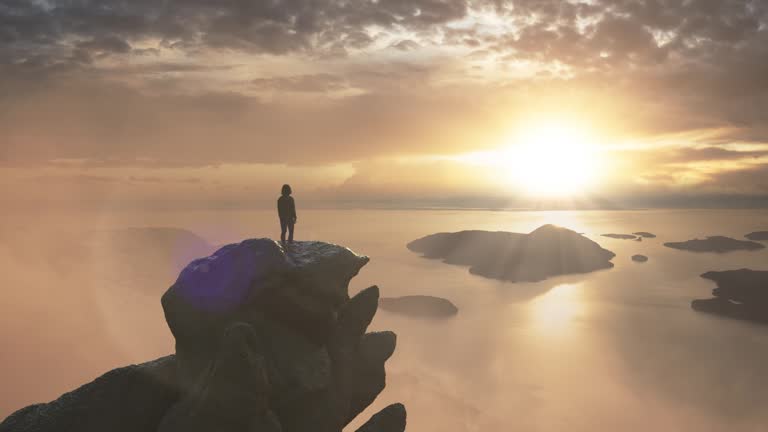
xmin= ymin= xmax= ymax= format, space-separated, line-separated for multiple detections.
xmin=277 ymin=184 xmax=297 ymax=242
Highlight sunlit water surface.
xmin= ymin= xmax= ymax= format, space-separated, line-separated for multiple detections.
xmin=2 ymin=209 xmax=768 ymax=431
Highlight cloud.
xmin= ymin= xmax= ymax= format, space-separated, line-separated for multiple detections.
xmin=0 ymin=0 xmax=474 ymax=67
xmin=3 ymin=0 xmax=768 ymax=206
xmin=390 ymin=39 xmax=420 ymax=51
xmin=252 ymin=73 xmax=349 ymax=92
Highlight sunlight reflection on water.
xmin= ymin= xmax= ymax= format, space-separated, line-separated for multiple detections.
xmin=529 ymin=283 xmax=585 ymax=336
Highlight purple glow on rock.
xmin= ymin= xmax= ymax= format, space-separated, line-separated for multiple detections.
xmin=174 ymin=239 xmax=286 ymax=312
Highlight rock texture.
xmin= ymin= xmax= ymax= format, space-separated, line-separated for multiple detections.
xmin=407 ymin=224 xmax=615 ymax=283
xmin=692 ymin=269 xmax=768 ymax=323
xmin=379 ymin=295 xmax=458 ymax=318
xmin=1 ymin=239 xmax=405 ymax=432
xmin=745 ymin=231 xmax=768 ymax=241
xmin=631 ymin=254 xmax=649 ymax=263
xmin=664 ymin=236 xmax=765 ymax=253
xmin=0 ymin=357 xmax=179 ymax=432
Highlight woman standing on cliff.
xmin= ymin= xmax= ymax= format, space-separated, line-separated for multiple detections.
xmin=278 ymin=184 xmax=297 ymax=243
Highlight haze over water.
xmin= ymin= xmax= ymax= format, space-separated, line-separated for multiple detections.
xmin=2 ymin=208 xmax=768 ymax=431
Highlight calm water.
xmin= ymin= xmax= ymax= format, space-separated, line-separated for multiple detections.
xmin=2 ymin=208 xmax=768 ymax=431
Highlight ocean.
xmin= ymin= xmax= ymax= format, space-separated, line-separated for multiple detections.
xmin=2 ymin=208 xmax=768 ymax=431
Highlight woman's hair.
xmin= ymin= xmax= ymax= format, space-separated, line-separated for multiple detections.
xmin=281 ymin=184 xmax=292 ymax=196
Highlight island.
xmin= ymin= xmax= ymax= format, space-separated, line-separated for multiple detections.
xmin=601 ymin=233 xmax=637 ymax=240
xmin=379 ymin=296 xmax=458 ymax=318
xmin=745 ymin=231 xmax=768 ymax=241
xmin=691 ymin=269 xmax=768 ymax=323
xmin=631 ymin=254 xmax=649 ymax=263
xmin=664 ymin=236 xmax=765 ymax=253
xmin=633 ymin=232 xmax=657 ymax=238
xmin=407 ymin=224 xmax=615 ymax=283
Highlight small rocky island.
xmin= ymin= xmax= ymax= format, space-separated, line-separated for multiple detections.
xmin=631 ymin=254 xmax=649 ymax=263
xmin=633 ymin=232 xmax=657 ymax=238
xmin=664 ymin=236 xmax=765 ymax=253
xmin=601 ymin=232 xmax=656 ymax=240
xmin=407 ymin=224 xmax=615 ymax=283
xmin=745 ymin=231 xmax=768 ymax=241
xmin=601 ymin=233 xmax=638 ymax=240
xmin=692 ymin=269 xmax=768 ymax=323
xmin=379 ymin=295 xmax=458 ymax=319
xmin=0 ymin=240 xmax=406 ymax=432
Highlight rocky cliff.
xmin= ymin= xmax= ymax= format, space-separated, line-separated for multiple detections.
xmin=1 ymin=239 xmax=405 ymax=432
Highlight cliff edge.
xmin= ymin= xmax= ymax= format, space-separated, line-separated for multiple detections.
xmin=1 ymin=239 xmax=405 ymax=432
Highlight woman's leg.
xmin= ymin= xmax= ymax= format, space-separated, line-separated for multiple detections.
xmin=280 ymin=220 xmax=287 ymax=242
xmin=288 ymin=222 xmax=295 ymax=242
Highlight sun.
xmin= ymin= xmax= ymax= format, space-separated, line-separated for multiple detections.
xmin=504 ymin=121 xmax=602 ymax=197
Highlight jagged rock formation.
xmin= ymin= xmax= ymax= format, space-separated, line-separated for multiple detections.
xmin=664 ymin=236 xmax=765 ymax=253
xmin=601 ymin=233 xmax=637 ymax=240
xmin=379 ymin=295 xmax=458 ymax=319
xmin=407 ymin=224 xmax=615 ymax=283
xmin=631 ymin=254 xmax=649 ymax=263
xmin=633 ymin=232 xmax=657 ymax=238
xmin=745 ymin=231 xmax=768 ymax=241
xmin=692 ymin=269 xmax=768 ymax=323
xmin=1 ymin=239 xmax=405 ymax=432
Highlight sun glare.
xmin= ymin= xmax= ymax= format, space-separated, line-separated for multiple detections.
xmin=505 ymin=121 xmax=602 ymax=197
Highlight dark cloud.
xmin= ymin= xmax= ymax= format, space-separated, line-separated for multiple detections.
xmin=391 ymin=39 xmax=420 ymax=50
xmin=698 ymin=163 xmax=768 ymax=194
xmin=106 ymin=62 xmax=242 ymax=75
xmin=0 ymin=0 xmax=473 ymax=66
xmin=76 ymin=35 xmax=132 ymax=54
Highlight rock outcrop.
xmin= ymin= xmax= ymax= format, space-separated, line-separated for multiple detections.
xmin=0 ymin=357 xmax=179 ymax=432
xmin=407 ymin=224 xmax=615 ymax=283
xmin=745 ymin=231 xmax=768 ymax=241
xmin=631 ymin=254 xmax=649 ymax=263
xmin=664 ymin=236 xmax=765 ymax=253
xmin=1 ymin=239 xmax=405 ymax=432
xmin=379 ymin=295 xmax=458 ymax=319
xmin=691 ymin=269 xmax=768 ymax=323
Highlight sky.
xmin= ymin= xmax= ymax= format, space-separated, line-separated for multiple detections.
xmin=2 ymin=0 xmax=768 ymax=209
